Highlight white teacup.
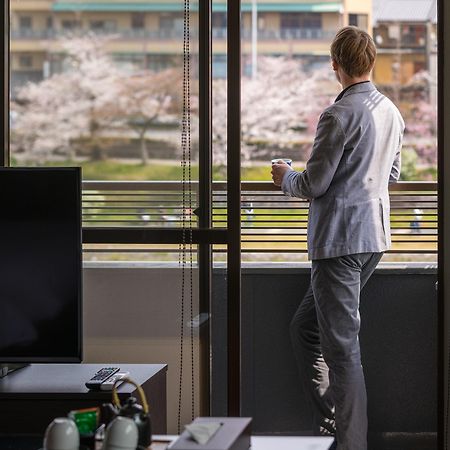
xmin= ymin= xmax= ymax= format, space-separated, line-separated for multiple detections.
xmin=103 ymin=416 xmax=138 ymax=450
xmin=271 ymin=158 xmax=292 ymax=166
xmin=43 ymin=417 xmax=79 ymax=450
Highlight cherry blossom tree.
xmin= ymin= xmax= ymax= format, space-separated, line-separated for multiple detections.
xmin=402 ymin=71 xmax=437 ymax=166
xmin=212 ymin=57 xmax=337 ymax=166
xmin=12 ymin=35 xmax=122 ymax=162
xmin=117 ymin=69 xmax=182 ymax=164
xmin=12 ymin=35 xmax=182 ymax=164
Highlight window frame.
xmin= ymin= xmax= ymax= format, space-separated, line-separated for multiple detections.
xmin=3 ymin=0 xmax=446 ymax=432
xmin=1 ymin=0 xmax=244 ymax=418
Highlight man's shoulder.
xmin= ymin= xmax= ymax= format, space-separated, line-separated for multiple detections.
xmin=326 ymin=88 xmax=403 ymax=122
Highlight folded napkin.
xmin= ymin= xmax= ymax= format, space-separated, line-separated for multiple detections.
xmin=185 ymin=422 xmax=222 ymax=445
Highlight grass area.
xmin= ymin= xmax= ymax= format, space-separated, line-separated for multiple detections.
xmin=39 ymin=159 xmax=295 ymax=181
xmin=36 ymin=158 xmax=436 ymax=181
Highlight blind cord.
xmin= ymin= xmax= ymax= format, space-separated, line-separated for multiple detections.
xmin=177 ymin=0 xmax=194 ymax=434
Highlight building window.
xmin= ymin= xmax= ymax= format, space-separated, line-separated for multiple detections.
xmin=61 ymin=20 xmax=80 ymax=30
xmin=131 ymin=13 xmax=145 ymax=29
xmin=146 ymin=55 xmax=177 ymax=72
xmin=159 ymin=13 xmax=184 ymax=31
xmin=402 ymin=24 xmax=426 ymax=46
xmin=90 ymin=20 xmax=117 ymax=32
xmin=348 ymin=13 xmax=368 ymax=30
xmin=46 ymin=16 xmax=53 ymax=29
xmin=212 ymin=12 xmax=226 ymax=29
xmin=19 ymin=16 xmax=32 ymax=30
xmin=280 ymin=13 xmax=322 ymax=30
xmin=212 ymin=54 xmax=227 ymax=78
xmin=19 ymin=55 xmax=33 ymax=68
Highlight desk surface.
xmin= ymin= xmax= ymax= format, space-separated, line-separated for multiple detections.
xmin=155 ymin=435 xmax=334 ymax=450
xmin=0 ymin=363 xmax=167 ymax=398
xmin=251 ymin=436 xmax=333 ymax=450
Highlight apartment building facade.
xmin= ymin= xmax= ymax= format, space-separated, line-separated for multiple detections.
xmin=372 ymin=0 xmax=437 ymax=87
xmin=10 ymin=0 xmax=372 ymax=92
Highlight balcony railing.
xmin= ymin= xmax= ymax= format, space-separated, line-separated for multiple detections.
xmin=11 ymin=27 xmax=336 ymax=42
xmin=82 ymin=181 xmax=437 ymax=259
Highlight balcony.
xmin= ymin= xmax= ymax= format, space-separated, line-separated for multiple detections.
xmin=81 ymin=181 xmax=437 ymax=447
xmin=11 ymin=27 xmax=337 ymax=42
xmin=81 ymin=180 xmax=437 ymax=262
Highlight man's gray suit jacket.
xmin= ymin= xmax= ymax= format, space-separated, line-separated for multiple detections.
xmin=281 ymin=82 xmax=405 ymax=260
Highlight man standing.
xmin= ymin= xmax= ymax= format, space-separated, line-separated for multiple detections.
xmin=271 ymin=27 xmax=404 ymax=450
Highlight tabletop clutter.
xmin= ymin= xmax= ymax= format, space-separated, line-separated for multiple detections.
xmin=43 ymin=377 xmax=152 ymax=450
xmin=42 ymin=377 xmax=252 ymax=450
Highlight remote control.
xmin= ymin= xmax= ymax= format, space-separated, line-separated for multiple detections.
xmin=85 ymin=367 xmax=120 ymax=390
xmin=100 ymin=371 xmax=130 ymax=391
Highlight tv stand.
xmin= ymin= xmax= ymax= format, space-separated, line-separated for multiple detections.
xmin=0 ymin=363 xmax=29 ymax=378
xmin=0 ymin=363 xmax=167 ymax=436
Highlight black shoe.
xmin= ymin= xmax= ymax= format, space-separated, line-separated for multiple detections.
xmin=328 ymin=439 xmax=337 ymax=450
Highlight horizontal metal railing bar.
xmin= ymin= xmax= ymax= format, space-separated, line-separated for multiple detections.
xmin=211 ymin=249 xmax=437 ymax=254
xmin=83 ymin=221 xmax=197 ymax=224
xmin=83 ymin=193 xmax=188 ymax=196
xmin=83 ymin=200 xmax=186 ymax=204
xmin=239 ymin=239 xmax=438 ymax=245
xmin=83 ymin=221 xmax=196 ymax=224
xmin=239 ymin=231 xmax=438 ymax=235
xmin=83 ymin=181 xmax=196 ymax=190
xmin=390 ymin=201 xmax=437 ymax=204
xmin=82 ymin=181 xmax=436 ymax=190
xmin=83 ymin=213 xmax=198 ymax=217
xmin=82 ymin=227 xmax=227 ymax=244
xmin=217 ymin=214 xmax=436 ymax=219
xmin=83 ymin=249 xmax=194 ymax=253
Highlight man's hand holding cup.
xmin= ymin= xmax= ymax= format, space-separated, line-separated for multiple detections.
xmin=271 ymin=158 xmax=293 ymax=187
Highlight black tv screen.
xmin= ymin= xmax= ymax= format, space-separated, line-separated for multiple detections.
xmin=0 ymin=167 xmax=82 ymax=362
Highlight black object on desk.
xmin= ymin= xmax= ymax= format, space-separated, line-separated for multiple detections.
xmin=0 ymin=364 xmax=167 ymax=436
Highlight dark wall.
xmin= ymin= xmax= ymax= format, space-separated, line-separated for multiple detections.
xmin=212 ymin=267 xmax=437 ymax=438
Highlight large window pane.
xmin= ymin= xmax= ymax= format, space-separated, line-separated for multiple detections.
xmin=9 ymin=0 xmax=202 ymax=434
xmin=10 ymin=0 xmax=201 ymax=264
xmin=10 ymin=0 xmax=199 ymax=186
xmin=229 ymin=0 xmax=437 ymax=264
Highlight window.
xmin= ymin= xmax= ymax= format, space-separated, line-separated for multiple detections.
xmin=349 ymin=13 xmax=368 ymax=30
xmin=280 ymin=13 xmax=322 ymax=30
xmin=46 ymin=16 xmax=53 ymax=30
xmin=131 ymin=13 xmax=145 ymax=29
xmin=61 ymin=20 xmax=80 ymax=30
xmin=402 ymin=24 xmax=426 ymax=46
xmin=212 ymin=12 xmax=226 ymax=29
xmin=90 ymin=20 xmax=117 ymax=32
xmin=146 ymin=54 xmax=178 ymax=72
xmin=213 ymin=54 xmax=227 ymax=78
xmin=159 ymin=13 xmax=183 ymax=32
xmin=19 ymin=16 xmax=32 ymax=30
xmin=19 ymin=55 xmax=33 ymax=68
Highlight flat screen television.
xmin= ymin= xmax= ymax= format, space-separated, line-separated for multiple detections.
xmin=0 ymin=167 xmax=82 ymax=369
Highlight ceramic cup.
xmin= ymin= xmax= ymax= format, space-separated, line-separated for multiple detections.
xmin=103 ymin=416 xmax=139 ymax=450
xmin=271 ymin=158 xmax=292 ymax=166
xmin=43 ymin=417 xmax=79 ymax=450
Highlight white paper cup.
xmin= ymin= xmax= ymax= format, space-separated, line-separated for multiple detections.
xmin=43 ymin=418 xmax=79 ymax=450
xmin=271 ymin=158 xmax=292 ymax=166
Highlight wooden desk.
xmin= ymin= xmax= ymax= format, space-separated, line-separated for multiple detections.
xmin=0 ymin=363 xmax=167 ymax=435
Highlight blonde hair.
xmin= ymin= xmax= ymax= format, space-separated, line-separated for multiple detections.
xmin=330 ymin=26 xmax=377 ymax=77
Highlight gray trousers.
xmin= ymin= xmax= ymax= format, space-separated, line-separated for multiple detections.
xmin=290 ymin=252 xmax=383 ymax=450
